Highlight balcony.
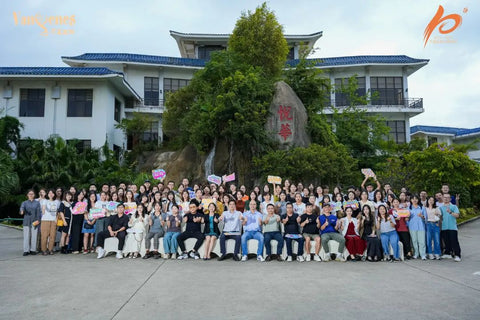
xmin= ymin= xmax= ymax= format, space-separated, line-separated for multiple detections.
xmin=125 ymin=99 xmax=165 ymax=113
xmin=323 ymin=98 xmax=423 ymax=114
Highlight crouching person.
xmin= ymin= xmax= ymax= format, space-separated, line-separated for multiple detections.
xmin=96 ymin=203 xmax=129 ymax=259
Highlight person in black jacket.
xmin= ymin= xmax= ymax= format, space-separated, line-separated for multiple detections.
xmin=177 ymin=199 xmax=205 ymax=260
xmin=203 ymin=202 xmax=220 ymax=260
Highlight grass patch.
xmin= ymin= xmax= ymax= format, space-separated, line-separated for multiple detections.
xmin=459 ymin=207 xmax=480 ymax=224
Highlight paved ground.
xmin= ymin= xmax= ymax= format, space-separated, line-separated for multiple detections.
xmin=0 ymin=221 xmax=479 ymax=320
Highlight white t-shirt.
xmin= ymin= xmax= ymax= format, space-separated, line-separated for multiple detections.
xmin=293 ymin=202 xmax=306 ymax=215
xmin=42 ymin=200 xmax=60 ymax=221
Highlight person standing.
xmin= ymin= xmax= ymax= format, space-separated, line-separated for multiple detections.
xmin=425 ymin=196 xmax=442 ymax=259
xmin=41 ymin=189 xmax=60 ymax=255
xmin=440 ymin=193 xmax=461 ymax=261
xmin=409 ymin=195 xmax=427 ymax=260
xmin=19 ymin=190 xmax=41 ymax=256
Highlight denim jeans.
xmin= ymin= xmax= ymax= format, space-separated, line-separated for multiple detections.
xmin=163 ymin=232 xmax=181 ymax=254
xmin=241 ymin=231 xmax=264 ymax=256
xmin=380 ymin=230 xmax=400 ymax=259
xmin=426 ymin=222 xmax=441 ymax=255
xmin=285 ymin=236 xmax=304 ymax=256
xmin=264 ymin=231 xmax=284 ymax=255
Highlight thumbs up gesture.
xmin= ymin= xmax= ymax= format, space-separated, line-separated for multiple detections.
xmin=276 ymin=215 xmax=281 ymax=222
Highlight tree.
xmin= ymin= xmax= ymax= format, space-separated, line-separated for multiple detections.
xmin=0 ymin=116 xmax=23 ymax=153
xmin=115 ymin=112 xmax=155 ymax=150
xmin=0 ymin=149 xmax=19 ymax=203
xmin=228 ymin=2 xmax=289 ymax=78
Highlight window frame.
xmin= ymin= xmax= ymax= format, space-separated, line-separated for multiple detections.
xmin=19 ymin=88 xmax=46 ymax=117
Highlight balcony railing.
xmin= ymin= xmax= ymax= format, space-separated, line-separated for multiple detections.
xmin=329 ymin=98 xmax=423 ymax=109
xmin=125 ymin=99 xmax=165 ymax=112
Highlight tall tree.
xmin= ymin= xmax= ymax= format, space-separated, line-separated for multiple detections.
xmin=228 ymin=2 xmax=289 ymax=78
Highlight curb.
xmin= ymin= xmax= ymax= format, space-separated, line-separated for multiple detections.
xmin=458 ymin=215 xmax=480 ymax=226
xmin=0 ymin=224 xmax=23 ymax=231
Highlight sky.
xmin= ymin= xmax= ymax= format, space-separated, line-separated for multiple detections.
xmin=1 ymin=0 xmax=478 ymax=128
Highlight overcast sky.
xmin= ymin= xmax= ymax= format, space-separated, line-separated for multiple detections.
xmin=1 ymin=0 xmax=478 ymax=128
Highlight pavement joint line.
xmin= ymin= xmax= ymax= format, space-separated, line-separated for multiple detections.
xmin=110 ymin=259 xmax=167 ymax=320
xmin=403 ymin=261 xmax=480 ymax=293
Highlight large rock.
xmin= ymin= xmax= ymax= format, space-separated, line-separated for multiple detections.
xmin=266 ymin=81 xmax=311 ymax=149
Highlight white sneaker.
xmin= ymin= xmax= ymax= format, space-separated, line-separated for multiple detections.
xmin=305 ymin=254 xmax=311 ymax=262
xmin=241 ymin=255 xmax=248 ymax=261
xmin=454 ymin=256 xmax=461 ymax=262
xmin=441 ymin=254 xmax=452 ymax=259
xmin=177 ymin=252 xmax=188 ymax=260
xmin=115 ymin=252 xmax=123 ymax=259
xmin=314 ymin=254 xmax=322 ymax=262
xmin=335 ymin=254 xmax=345 ymax=262
xmin=286 ymin=256 xmax=293 ymax=262
xmin=189 ymin=251 xmax=196 ymax=259
xmin=297 ymin=255 xmax=305 ymax=262
xmin=171 ymin=253 xmax=177 ymax=259
xmin=257 ymin=255 xmax=265 ymax=262
xmin=323 ymin=254 xmax=331 ymax=262
xmin=434 ymin=254 xmax=441 ymax=260
xmin=421 ymin=256 xmax=427 ymax=260
xmin=428 ymin=254 xmax=434 ymax=260
xmin=96 ymin=248 xmax=105 ymax=259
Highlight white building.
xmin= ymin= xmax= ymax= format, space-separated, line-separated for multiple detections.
xmin=1 ymin=30 xmax=428 ymax=150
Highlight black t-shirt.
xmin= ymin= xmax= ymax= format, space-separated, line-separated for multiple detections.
xmin=300 ymin=213 xmax=319 ymax=234
xmin=109 ymin=214 xmax=129 ymax=232
xmin=282 ymin=213 xmax=300 ymax=234
xmin=185 ymin=210 xmax=203 ymax=233
xmin=58 ymin=202 xmax=72 ymax=221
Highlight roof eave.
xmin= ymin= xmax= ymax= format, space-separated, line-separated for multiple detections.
xmin=61 ymin=58 xmax=204 ymax=70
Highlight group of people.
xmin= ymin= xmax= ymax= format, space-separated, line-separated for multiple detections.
xmin=19 ymin=176 xmax=463 ymax=263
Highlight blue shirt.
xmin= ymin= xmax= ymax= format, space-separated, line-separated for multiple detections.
xmin=319 ymin=214 xmax=338 ymax=234
xmin=440 ymin=204 xmax=459 ymax=230
xmin=408 ymin=206 xmax=426 ymax=231
xmin=243 ymin=210 xmax=262 ymax=232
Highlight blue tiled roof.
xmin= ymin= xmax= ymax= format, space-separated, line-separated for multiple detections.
xmin=62 ymin=53 xmax=207 ymax=67
xmin=62 ymin=53 xmax=428 ymax=68
xmin=456 ymin=127 xmax=480 ymax=137
xmin=287 ymin=55 xmax=429 ymax=67
xmin=410 ymin=125 xmax=467 ymax=135
xmin=0 ymin=67 xmax=122 ymax=76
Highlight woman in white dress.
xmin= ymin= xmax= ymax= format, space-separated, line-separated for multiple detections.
xmin=124 ymin=204 xmax=149 ymax=258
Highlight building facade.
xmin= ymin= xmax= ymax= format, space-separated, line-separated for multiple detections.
xmin=1 ymin=30 xmax=429 ymax=150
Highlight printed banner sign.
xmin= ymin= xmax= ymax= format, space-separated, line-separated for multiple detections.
xmin=107 ymin=201 xmax=120 ymax=211
xmin=89 ymin=208 xmax=106 ymax=219
xmin=343 ymin=200 xmax=359 ymax=210
xmin=72 ymin=202 xmax=87 ymax=215
xmin=188 ymin=190 xmax=196 ymax=199
xmin=201 ymin=198 xmax=214 ymax=209
xmin=332 ymin=202 xmax=343 ymax=212
xmin=124 ymin=202 xmax=137 ymax=215
xmin=396 ymin=209 xmax=411 ymax=218
xmin=152 ymin=169 xmax=166 ymax=180
xmin=207 ymin=174 xmax=222 ymax=185
xmin=222 ymin=173 xmax=236 ymax=183
xmin=267 ymin=175 xmax=282 ymax=184
xmin=361 ymin=168 xmax=375 ymax=178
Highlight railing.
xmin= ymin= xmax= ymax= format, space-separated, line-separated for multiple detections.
xmin=329 ymin=98 xmax=423 ymax=109
xmin=125 ymin=99 xmax=165 ymax=111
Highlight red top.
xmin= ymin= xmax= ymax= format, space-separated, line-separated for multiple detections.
xmin=236 ymin=200 xmax=245 ymax=213
xmin=346 ymin=221 xmax=357 ymax=236
xmin=388 ymin=208 xmax=408 ymax=232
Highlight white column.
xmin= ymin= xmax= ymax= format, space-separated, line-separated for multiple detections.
xmin=330 ymin=73 xmax=335 ymax=107
xmin=402 ymin=67 xmax=409 ymax=101
xmin=405 ymin=115 xmax=411 ymax=143
xmin=365 ymin=66 xmax=370 ymax=102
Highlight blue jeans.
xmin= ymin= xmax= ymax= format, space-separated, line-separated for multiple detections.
xmin=285 ymin=236 xmax=304 ymax=256
xmin=241 ymin=231 xmax=264 ymax=256
xmin=380 ymin=231 xmax=400 ymax=259
xmin=426 ymin=222 xmax=441 ymax=255
xmin=264 ymin=232 xmax=284 ymax=255
xmin=163 ymin=232 xmax=180 ymax=254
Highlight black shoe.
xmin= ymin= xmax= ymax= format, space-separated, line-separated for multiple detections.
xmin=48 ymin=250 xmax=54 ymax=255
xmin=29 ymin=251 xmax=37 ymax=255
xmin=154 ymin=252 xmax=162 ymax=259
xmin=265 ymin=255 xmax=272 ymax=262
xmin=218 ymin=254 xmax=227 ymax=261
xmin=233 ymin=255 xmax=240 ymax=261
xmin=276 ymin=256 xmax=284 ymax=262
xmin=23 ymin=252 xmax=30 ymax=256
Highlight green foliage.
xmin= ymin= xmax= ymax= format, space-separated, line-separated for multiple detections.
xmin=0 ymin=149 xmax=20 ymax=203
xmin=0 ymin=116 xmax=23 ymax=153
xmin=164 ymin=50 xmax=275 ymax=154
xmin=254 ymin=143 xmax=359 ymax=186
xmin=228 ymin=2 xmax=289 ymax=78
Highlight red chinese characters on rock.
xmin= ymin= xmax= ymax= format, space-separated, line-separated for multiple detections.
xmin=277 ymin=105 xmax=293 ymax=141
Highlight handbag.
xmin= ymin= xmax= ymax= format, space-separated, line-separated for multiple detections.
xmin=83 ymin=221 xmax=94 ymax=229
xmin=57 ymin=219 xmax=64 ymax=227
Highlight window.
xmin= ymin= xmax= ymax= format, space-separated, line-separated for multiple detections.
xmin=198 ymin=45 xmax=224 ymax=60
xmin=144 ymin=77 xmax=159 ymax=106
xmin=67 ymin=89 xmax=93 ymax=117
xmin=287 ymin=47 xmax=295 ymax=60
xmin=334 ymin=77 xmax=366 ymax=106
xmin=19 ymin=89 xmax=45 ymax=117
xmin=67 ymin=139 xmax=91 ymax=152
xmin=371 ymin=77 xmax=403 ymax=105
xmin=114 ymin=98 xmax=121 ymax=122
xmin=163 ymin=78 xmax=190 ymax=94
xmin=387 ymin=120 xmax=406 ymax=144
xmin=428 ymin=136 xmax=438 ymax=147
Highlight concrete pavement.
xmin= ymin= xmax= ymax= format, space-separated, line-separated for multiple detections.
xmin=0 ymin=221 xmax=479 ymax=320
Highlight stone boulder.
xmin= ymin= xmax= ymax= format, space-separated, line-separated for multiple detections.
xmin=266 ymin=81 xmax=311 ymax=149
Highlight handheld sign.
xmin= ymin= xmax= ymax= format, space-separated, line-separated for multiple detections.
xmin=361 ymin=168 xmax=375 ymax=178
xmin=222 ymin=173 xmax=236 ymax=183
xmin=89 ymin=208 xmax=106 ymax=219
xmin=152 ymin=169 xmax=166 ymax=180
xmin=107 ymin=201 xmax=120 ymax=211
xmin=188 ymin=190 xmax=196 ymax=199
xmin=343 ymin=200 xmax=359 ymax=210
xmin=207 ymin=174 xmax=222 ymax=185
xmin=124 ymin=202 xmax=137 ymax=215
xmin=396 ymin=209 xmax=410 ymax=218
xmin=72 ymin=202 xmax=87 ymax=215
xmin=267 ymin=175 xmax=282 ymax=185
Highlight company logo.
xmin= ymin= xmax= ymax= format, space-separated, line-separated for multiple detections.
xmin=423 ymin=5 xmax=466 ymax=47
xmin=13 ymin=12 xmax=75 ymax=36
